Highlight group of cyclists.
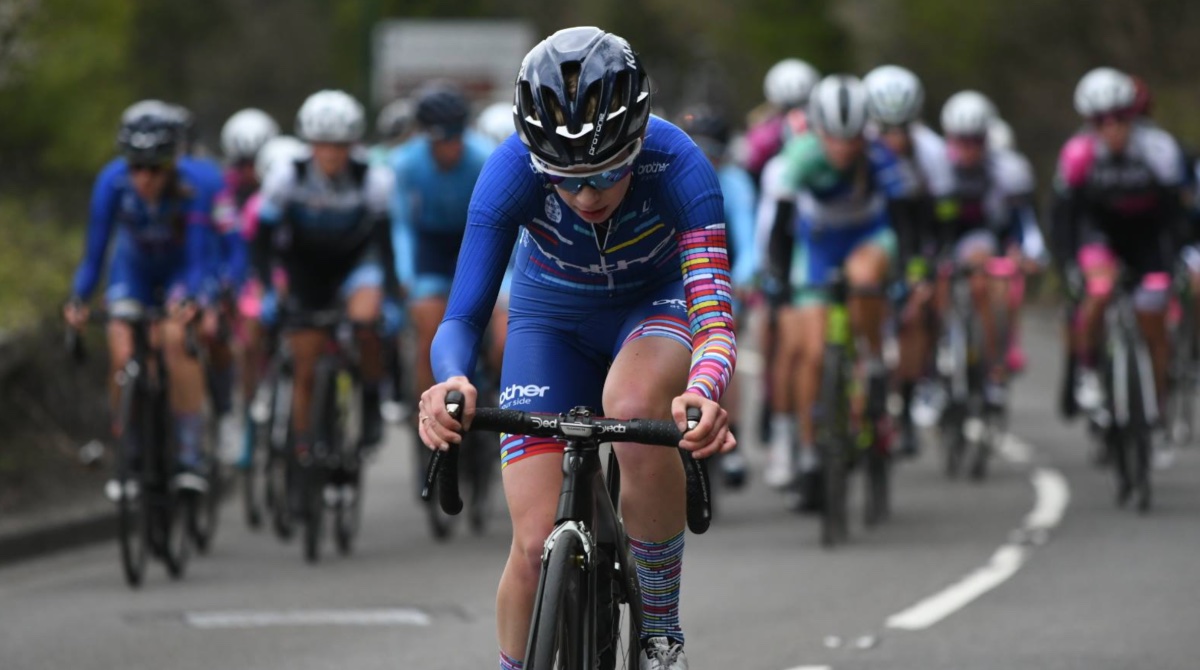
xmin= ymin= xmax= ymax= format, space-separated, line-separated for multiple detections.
xmin=61 ymin=21 xmax=1198 ymax=669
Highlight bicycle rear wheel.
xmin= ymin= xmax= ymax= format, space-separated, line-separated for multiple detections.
xmin=527 ymin=532 xmax=588 ymax=670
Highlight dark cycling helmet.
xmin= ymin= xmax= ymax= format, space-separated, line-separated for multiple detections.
xmin=676 ymin=104 xmax=730 ymax=146
xmin=514 ymin=26 xmax=652 ymax=171
xmin=117 ymin=103 xmax=178 ymax=164
xmin=415 ymin=82 xmax=470 ymax=140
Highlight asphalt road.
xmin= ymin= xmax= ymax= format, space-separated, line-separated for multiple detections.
xmin=2 ymin=308 xmax=1198 ymax=670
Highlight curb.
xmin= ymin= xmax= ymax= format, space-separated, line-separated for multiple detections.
xmin=0 ymin=508 xmax=116 ymax=566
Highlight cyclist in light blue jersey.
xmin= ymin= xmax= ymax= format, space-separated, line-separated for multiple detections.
xmin=767 ymin=74 xmax=919 ymax=501
xmin=389 ymin=81 xmax=492 ymax=438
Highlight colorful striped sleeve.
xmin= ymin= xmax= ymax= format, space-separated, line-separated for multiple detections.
xmin=677 ymin=224 xmax=737 ymax=401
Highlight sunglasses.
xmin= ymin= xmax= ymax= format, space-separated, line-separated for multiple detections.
xmin=537 ymin=139 xmax=642 ymax=195
xmin=129 ymin=162 xmax=168 ymax=175
xmin=949 ymin=134 xmax=988 ymax=147
xmin=1090 ymin=110 xmax=1135 ymax=126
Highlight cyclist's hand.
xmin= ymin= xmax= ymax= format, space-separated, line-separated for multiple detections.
xmin=418 ymin=376 xmax=476 ymax=450
xmin=672 ymin=393 xmax=736 ymax=459
xmin=63 ymin=299 xmax=89 ymax=330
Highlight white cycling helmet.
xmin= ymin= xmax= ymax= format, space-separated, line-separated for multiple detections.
xmin=376 ymin=97 xmax=414 ymax=140
xmin=941 ymin=90 xmax=996 ymax=137
xmin=807 ymin=74 xmax=869 ymax=139
xmin=764 ymin=58 xmax=821 ymax=109
xmin=476 ymin=101 xmax=516 ymax=146
xmin=1073 ymin=67 xmax=1135 ymax=118
xmin=255 ymin=135 xmax=309 ymax=181
xmin=295 ymin=90 xmax=365 ymax=143
xmin=988 ymin=118 xmax=1015 ymax=152
xmin=221 ymin=108 xmax=279 ymax=162
xmin=863 ymin=65 xmax=924 ymax=126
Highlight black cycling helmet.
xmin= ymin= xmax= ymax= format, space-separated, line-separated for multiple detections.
xmin=117 ymin=104 xmax=178 ymax=164
xmin=514 ymin=26 xmax=652 ymax=171
xmin=415 ymin=82 xmax=470 ymax=140
xmin=676 ymin=104 xmax=730 ymax=146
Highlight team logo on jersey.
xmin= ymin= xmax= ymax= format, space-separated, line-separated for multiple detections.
xmin=500 ymin=384 xmax=551 ymax=407
xmin=545 ymin=195 xmax=562 ymax=223
xmin=652 ymin=298 xmax=687 ymax=310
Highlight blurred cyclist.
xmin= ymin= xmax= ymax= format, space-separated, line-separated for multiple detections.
xmin=65 ymin=102 xmax=217 ymax=491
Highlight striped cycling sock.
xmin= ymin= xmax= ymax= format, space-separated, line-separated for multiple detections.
xmin=629 ymin=530 xmax=685 ymax=642
xmin=499 ymin=650 xmax=524 ymax=670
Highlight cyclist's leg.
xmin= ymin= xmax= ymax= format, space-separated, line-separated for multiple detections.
xmin=160 ymin=297 xmax=207 ymax=473
xmin=1131 ymin=237 xmax=1171 ymax=410
xmin=606 ymin=286 xmax=693 ymax=643
xmin=954 ymin=230 xmax=1000 ymax=364
xmin=845 ymin=224 xmax=895 ymax=369
xmin=343 ymin=259 xmax=385 ymax=446
xmin=103 ymin=255 xmax=148 ymax=421
xmin=493 ymin=315 xmax=606 ymax=664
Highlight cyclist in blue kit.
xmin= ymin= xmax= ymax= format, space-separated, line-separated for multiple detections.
xmin=64 ymin=103 xmax=217 ymax=489
xmin=417 ymin=27 xmax=737 ymax=670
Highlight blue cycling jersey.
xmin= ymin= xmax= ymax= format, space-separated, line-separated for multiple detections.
xmin=718 ymin=163 xmax=758 ymax=286
xmin=431 ymin=115 xmax=733 ymax=387
xmin=389 ymin=132 xmax=492 ymax=286
xmin=72 ymin=158 xmax=216 ymax=302
xmin=782 ymin=133 xmax=917 ymax=234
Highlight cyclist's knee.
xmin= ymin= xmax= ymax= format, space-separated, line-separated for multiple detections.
xmin=346 ymin=287 xmax=383 ymax=322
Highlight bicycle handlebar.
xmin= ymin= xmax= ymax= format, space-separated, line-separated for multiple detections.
xmin=420 ymin=391 xmax=713 ymax=534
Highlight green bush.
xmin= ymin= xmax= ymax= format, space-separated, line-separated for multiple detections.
xmin=0 ymin=199 xmax=82 ymax=330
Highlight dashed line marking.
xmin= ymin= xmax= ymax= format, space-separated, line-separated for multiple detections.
xmin=183 ymin=608 xmax=432 ymax=629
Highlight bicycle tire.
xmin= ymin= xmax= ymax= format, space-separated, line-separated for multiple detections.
xmin=242 ymin=419 xmax=265 ymax=530
xmin=1128 ymin=339 xmax=1154 ymax=514
xmin=416 ymin=440 xmax=455 ymax=540
xmin=302 ymin=464 xmax=325 ymax=563
xmin=863 ymin=420 xmax=890 ymax=527
xmin=335 ymin=485 xmax=361 ymax=555
xmin=527 ymin=531 xmax=588 ymax=670
xmin=162 ymin=490 xmax=192 ymax=579
xmin=465 ymin=431 xmax=497 ymax=535
xmin=115 ymin=378 xmax=148 ymax=588
xmin=815 ymin=346 xmax=849 ymax=548
xmin=190 ymin=422 xmax=221 ymax=553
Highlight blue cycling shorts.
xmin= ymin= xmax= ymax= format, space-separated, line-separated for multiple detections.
xmin=497 ymin=278 xmax=692 ymax=469
xmin=791 ymin=219 xmax=897 ymax=307
xmin=105 ymin=250 xmax=189 ymax=308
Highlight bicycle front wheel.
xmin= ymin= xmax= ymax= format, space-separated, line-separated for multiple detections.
xmin=815 ymin=346 xmax=849 ymax=548
xmin=526 ymin=531 xmax=589 ymax=670
xmin=115 ymin=380 xmax=148 ymax=588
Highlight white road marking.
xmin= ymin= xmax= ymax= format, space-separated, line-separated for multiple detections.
xmin=782 ymin=666 xmax=832 ymax=670
xmin=1024 ymin=467 xmax=1070 ymax=532
xmin=884 ymin=460 xmax=1070 ymax=632
xmin=184 ymin=607 xmax=431 ymax=629
xmin=886 ymin=545 xmax=1028 ymax=630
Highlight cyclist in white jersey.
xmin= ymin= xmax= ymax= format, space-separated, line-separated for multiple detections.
xmin=863 ymin=64 xmax=954 ymax=454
